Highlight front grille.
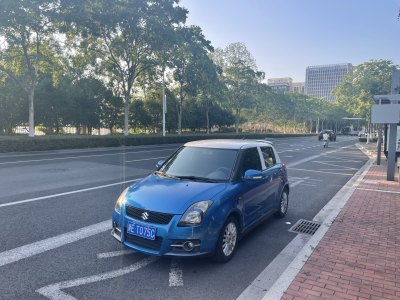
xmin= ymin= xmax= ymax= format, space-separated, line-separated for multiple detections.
xmin=125 ymin=205 xmax=173 ymax=225
xmin=289 ymin=219 xmax=321 ymax=235
xmin=124 ymin=231 xmax=163 ymax=251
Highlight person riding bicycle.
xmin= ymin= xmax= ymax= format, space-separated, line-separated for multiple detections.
xmin=322 ymin=132 xmax=330 ymax=148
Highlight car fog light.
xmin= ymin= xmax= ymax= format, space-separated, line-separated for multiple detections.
xmin=183 ymin=241 xmax=195 ymax=252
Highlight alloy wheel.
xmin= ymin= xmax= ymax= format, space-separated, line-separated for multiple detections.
xmin=222 ymin=222 xmax=237 ymax=256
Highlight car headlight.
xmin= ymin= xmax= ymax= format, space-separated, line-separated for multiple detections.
xmin=115 ymin=187 xmax=129 ymax=213
xmin=178 ymin=200 xmax=213 ymax=226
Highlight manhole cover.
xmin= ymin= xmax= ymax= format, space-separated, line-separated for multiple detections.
xmin=289 ymin=219 xmax=321 ymax=235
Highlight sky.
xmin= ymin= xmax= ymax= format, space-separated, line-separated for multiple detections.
xmin=180 ymin=0 xmax=400 ymax=82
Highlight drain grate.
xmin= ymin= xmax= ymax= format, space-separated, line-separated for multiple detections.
xmin=289 ymin=219 xmax=321 ymax=235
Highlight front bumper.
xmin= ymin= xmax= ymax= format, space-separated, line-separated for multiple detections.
xmin=112 ymin=209 xmax=218 ymax=257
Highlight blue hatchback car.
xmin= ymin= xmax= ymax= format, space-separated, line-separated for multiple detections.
xmin=112 ymin=139 xmax=289 ymax=262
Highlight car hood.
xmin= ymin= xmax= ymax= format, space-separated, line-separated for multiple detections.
xmin=125 ymin=174 xmax=228 ymax=214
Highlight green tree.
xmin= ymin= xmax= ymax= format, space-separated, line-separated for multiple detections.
xmin=34 ymin=75 xmax=74 ymax=134
xmin=214 ymin=42 xmax=263 ymax=133
xmin=99 ymin=94 xmax=123 ymax=134
xmin=171 ymin=25 xmax=213 ymax=134
xmin=335 ymin=59 xmax=395 ymax=120
xmin=196 ymin=56 xmax=225 ymax=134
xmin=62 ymin=0 xmax=187 ymax=135
xmin=0 ymin=77 xmax=26 ymax=134
xmin=0 ymin=0 xmax=61 ymax=136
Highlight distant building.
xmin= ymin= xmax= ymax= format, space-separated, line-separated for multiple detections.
xmin=267 ymin=77 xmax=305 ymax=94
xmin=291 ymin=82 xmax=305 ymax=94
xmin=268 ymin=77 xmax=293 ymax=93
xmin=305 ymin=63 xmax=353 ymax=102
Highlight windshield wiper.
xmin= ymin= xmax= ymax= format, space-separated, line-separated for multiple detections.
xmin=154 ymin=171 xmax=179 ymax=179
xmin=175 ymin=175 xmax=219 ymax=183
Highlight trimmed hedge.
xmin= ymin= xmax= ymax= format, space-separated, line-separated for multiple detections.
xmin=0 ymin=133 xmax=315 ymax=153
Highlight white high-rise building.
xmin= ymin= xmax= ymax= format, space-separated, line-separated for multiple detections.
xmin=305 ymin=63 xmax=353 ymax=102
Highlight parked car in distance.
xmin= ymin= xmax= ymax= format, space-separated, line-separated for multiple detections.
xmin=318 ymin=130 xmax=336 ymax=141
xmin=112 ymin=139 xmax=289 ymax=263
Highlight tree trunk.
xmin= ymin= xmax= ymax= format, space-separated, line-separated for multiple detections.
xmin=316 ymin=118 xmax=319 ymax=133
xmin=124 ymin=96 xmax=129 ymax=136
xmin=206 ymin=108 xmax=210 ymax=134
xmin=28 ymin=88 xmax=35 ymax=137
xmin=235 ymin=108 xmax=240 ymax=134
xmin=178 ymin=97 xmax=183 ymax=135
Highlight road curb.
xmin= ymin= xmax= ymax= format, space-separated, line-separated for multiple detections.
xmin=262 ymin=145 xmax=375 ymax=299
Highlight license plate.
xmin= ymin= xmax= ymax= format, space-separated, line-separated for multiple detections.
xmin=127 ymin=221 xmax=156 ymax=240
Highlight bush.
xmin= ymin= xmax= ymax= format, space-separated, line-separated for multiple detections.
xmin=0 ymin=133 xmax=316 ymax=153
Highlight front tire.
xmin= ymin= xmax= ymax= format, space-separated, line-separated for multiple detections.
xmin=213 ymin=216 xmax=239 ymax=263
xmin=275 ymin=189 xmax=289 ymax=218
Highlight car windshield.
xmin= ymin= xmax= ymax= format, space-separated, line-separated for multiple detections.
xmin=158 ymin=146 xmax=238 ymax=181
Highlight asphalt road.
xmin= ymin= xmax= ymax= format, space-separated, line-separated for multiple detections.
xmin=0 ymin=136 xmax=368 ymax=300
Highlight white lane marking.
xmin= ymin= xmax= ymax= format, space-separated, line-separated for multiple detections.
xmin=318 ymin=157 xmax=364 ymax=162
xmin=0 ymin=144 xmax=180 ymax=159
xmin=289 ymin=168 xmax=353 ymax=176
xmin=299 ymin=183 xmax=317 ymax=187
xmin=289 ymin=177 xmax=309 ymax=187
xmin=0 ymin=148 xmax=176 ymax=165
xmin=36 ymin=256 xmax=158 ymax=300
xmin=125 ymin=156 xmax=166 ymax=163
xmin=0 ymin=178 xmax=142 ymax=209
xmin=0 ymin=220 xmax=111 ymax=268
xmin=356 ymin=187 xmax=400 ymax=195
xmin=312 ymin=161 xmax=359 ymax=170
xmin=287 ymin=145 xmax=353 ymax=168
xmin=169 ymin=258 xmax=184 ymax=287
xmin=97 ymin=250 xmax=136 ymax=259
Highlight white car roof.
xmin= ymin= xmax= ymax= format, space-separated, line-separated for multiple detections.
xmin=184 ymin=139 xmax=274 ymax=150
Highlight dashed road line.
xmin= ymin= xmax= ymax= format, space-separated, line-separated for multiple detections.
xmin=289 ymin=177 xmax=309 ymax=187
xmin=97 ymin=250 xmax=136 ymax=259
xmin=169 ymin=258 xmax=184 ymax=287
xmin=0 ymin=220 xmax=111 ymax=268
xmin=36 ymin=256 xmax=158 ymax=300
xmin=0 ymin=148 xmax=176 ymax=165
xmin=289 ymin=167 xmax=353 ymax=176
xmin=0 ymin=178 xmax=142 ymax=209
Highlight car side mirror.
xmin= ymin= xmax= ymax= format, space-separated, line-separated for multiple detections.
xmin=243 ymin=169 xmax=263 ymax=180
xmin=156 ymin=160 xmax=165 ymax=169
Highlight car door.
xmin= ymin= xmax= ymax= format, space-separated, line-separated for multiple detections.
xmin=238 ymin=147 xmax=269 ymax=227
xmin=259 ymin=146 xmax=281 ymax=215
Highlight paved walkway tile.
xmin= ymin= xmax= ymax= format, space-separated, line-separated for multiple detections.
xmin=282 ymin=161 xmax=400 ymax=300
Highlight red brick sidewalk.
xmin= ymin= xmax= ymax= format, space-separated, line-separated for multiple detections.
xmin=282 ymin=160 xmax=400 ymax=300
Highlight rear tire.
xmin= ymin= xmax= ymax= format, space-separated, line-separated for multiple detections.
xmin=213 ymin=216 xmax=239 ymax=263
xmin=275 ymin=190 xmax=289 ymax=218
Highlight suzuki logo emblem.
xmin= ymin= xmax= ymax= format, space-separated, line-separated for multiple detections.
xmin=141 ymin=212 xmax=149 ymax=220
